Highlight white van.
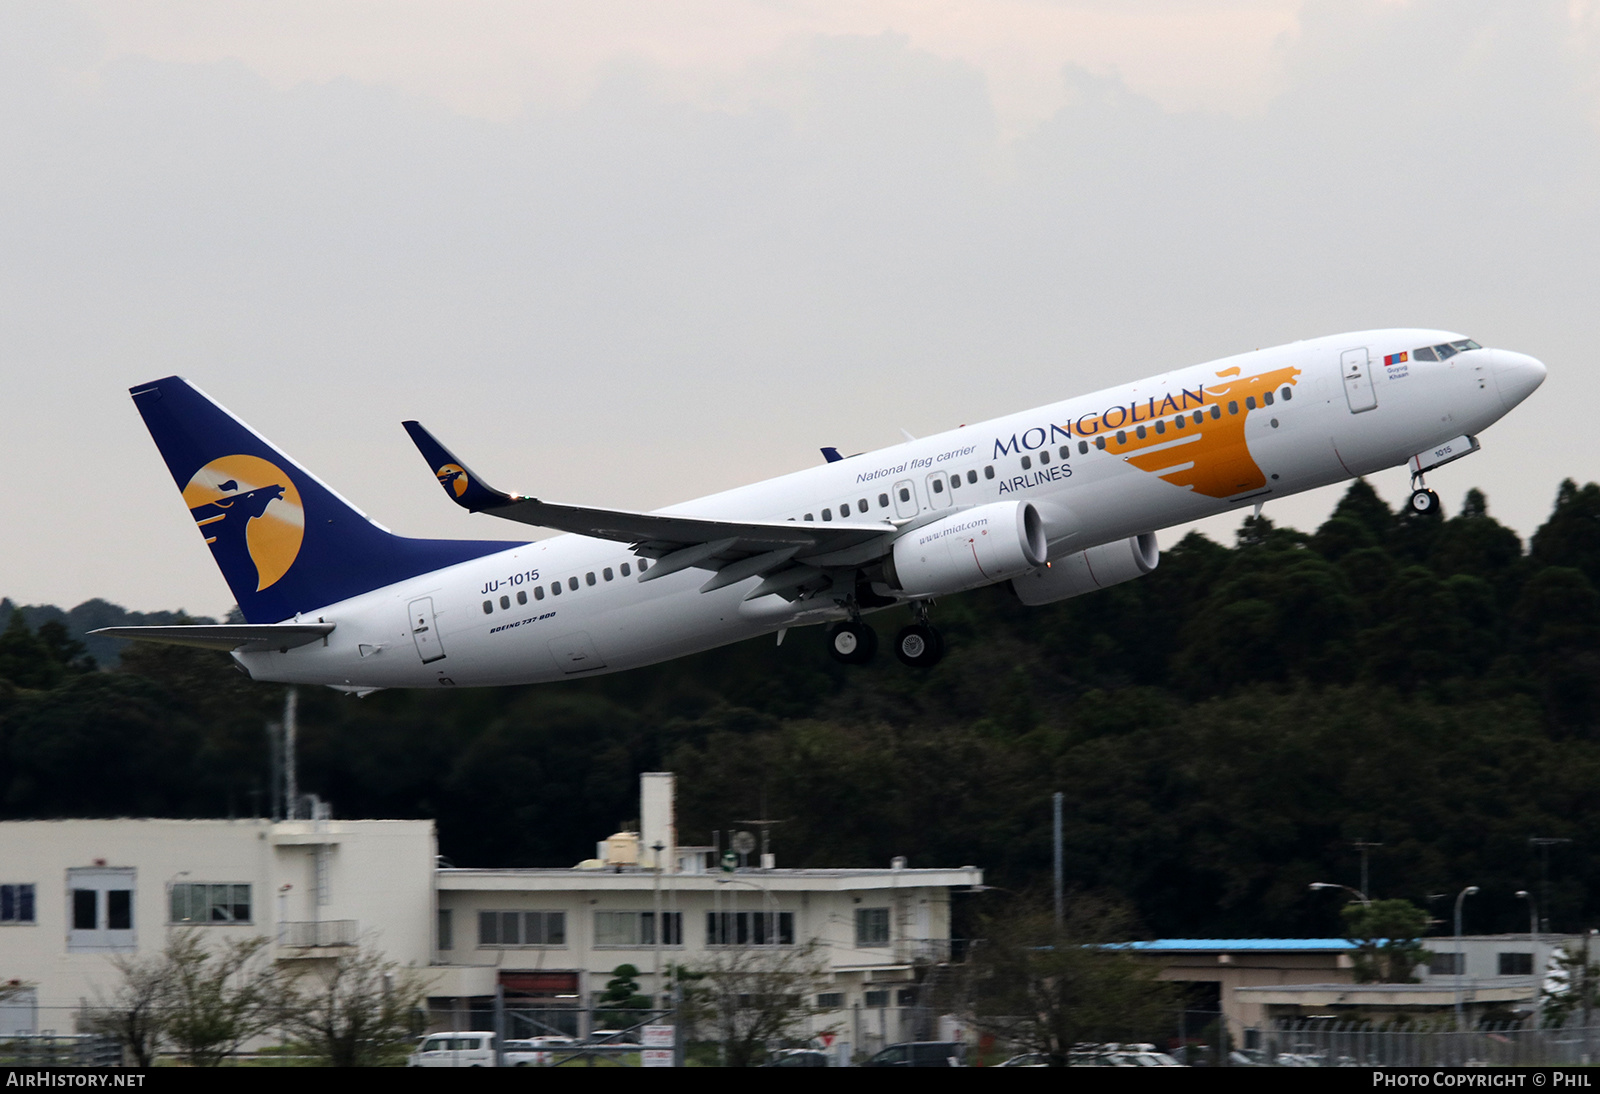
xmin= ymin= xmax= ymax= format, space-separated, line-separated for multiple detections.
xmin=407 ymin=1032 xmax=497 ymax=1067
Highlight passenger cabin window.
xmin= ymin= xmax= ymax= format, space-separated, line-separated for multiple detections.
xmin=1155 ymin=420 xmax=1166 ymax=434
xmin=1281 ymin=386 xmax=1293 ymax=401
xmin=1263 ymin=390 xmax=1275 ymax=405
xmin=482 ymin=601 xmax=492 ymax=614
xmin=535 ymin=586 xmax=545 ymax=600
xmin=822 ymin=508 xmax=833 ymax=520
xmin=568 ymin=577 xmax=579 ymax=591
xmin=1246 ymin=396 xmax=1257 ymax=410
xmin=551 ymin=582 xmax=561 ymax=596
xmin=858 ymin=498 xmax=868 ymax=511
xmin=1020 ymin=456 xmax=1031 ymax=470
xmin=1095 ymin=437 xmax=1106 ymax=450
xmin=1038 ymin=449 xmax=1050 ymax=464
xmin=949 ymin=475 xmax=961 ymax=489
xmin=1175 ymin=415 xmax=1186 ymax=429
xmin=1228 ymin=401 xmax=1239 ymax=414
xmin=879 ymin=493 xmax=889 ymax=507
xmin=585 ymin=572 xmax=596 ymax=586
xmin=500 ymin=595 xmax=510 ymax=609
xmin=983 ymin=466 xmax=995 ymax=480
xmin=805 ymin=513 xmax=814 ymax=521
xmin=1116 ymin=431 xmax=1127 ymax=444
xmin=516 ymin=590 xmax=527 ymax=605
xmin=638 ymin=559 xmax=649 ymax=572
xmin=840 ymin=502 xmax=850 ymax=515
xmin=967 ymin=470 xmax=977 ymax=484
xmin=1135 ymin=425 xmax=1147 ymax=439
xmin=1079 ymin=441 xmax=1089 ymax=453
xmin=931 ymin=480 xmax=944 ymax=494
xmin=603 ymin=567 xmax=613 ymax=581
xmin=621 ymin=563 xmax=631 ymax=576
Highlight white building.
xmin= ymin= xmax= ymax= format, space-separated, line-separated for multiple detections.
xmin=0 ymin=816 xmax=437 ymax=1035
xmin=0 ymin=773 xmax=981 ymax=1054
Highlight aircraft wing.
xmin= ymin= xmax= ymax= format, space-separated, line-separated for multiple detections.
xmin=91 ymin=623 xmax=335 ymax=652
xmin=403 ymin=421 xmax=896 ymax=597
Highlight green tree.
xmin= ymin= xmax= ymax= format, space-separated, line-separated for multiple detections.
xmin=956 ymin=896 xmax=1177 ymax=1065
xmin=278 ymin=944 xmax=431 ymax=1066
xmin=689 ymin=944 xmax=829 ymax=1067
xmin=596 ymin=963 xmax=652 ymax=1030
xmin=1341 ymin=900 xmax=1431 ymax=983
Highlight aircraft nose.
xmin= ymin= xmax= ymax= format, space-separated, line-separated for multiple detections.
xmin=1491 ymin=350 xmax=1547 ymax=413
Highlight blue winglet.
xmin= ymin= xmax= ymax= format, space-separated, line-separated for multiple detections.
xmin=820 ymin=447 xmax=843 ymax=464
xmin=402 ymin=421 xmax=519 ymax=512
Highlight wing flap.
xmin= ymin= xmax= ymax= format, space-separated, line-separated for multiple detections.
xmin=92 ymin=623 xmax=335 ymax=652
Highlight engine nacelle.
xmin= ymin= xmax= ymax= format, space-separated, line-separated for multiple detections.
xmin=1011 ymin=533 xmax=1159 ymax=606
xmin=885 ymin=501 xmax=1048 ymax=598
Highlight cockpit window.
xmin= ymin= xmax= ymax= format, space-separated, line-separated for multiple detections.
xmin=1414 ymin=339 xmax=1481 ymax=362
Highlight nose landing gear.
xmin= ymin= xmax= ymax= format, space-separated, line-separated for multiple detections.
xmin=1408 ymin=470 xmax=1441 ymax=516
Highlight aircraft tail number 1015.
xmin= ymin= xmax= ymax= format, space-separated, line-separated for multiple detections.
xmin=97 ymin=330 xmax=1546 ymax=692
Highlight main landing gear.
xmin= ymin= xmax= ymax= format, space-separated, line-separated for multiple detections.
xmin=827 ymin=602 xmax=945 ymax=669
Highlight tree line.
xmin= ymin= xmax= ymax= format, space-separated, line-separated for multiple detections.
xmin=5 ymin=477 xmax=1600 ymax=940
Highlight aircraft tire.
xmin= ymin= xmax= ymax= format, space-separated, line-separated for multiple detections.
xmin=828 ymin=622 xmax=877 ymax=665
xmin=1410 ymin=488 xmax=1440 ymax=515
xmin=894 ymin=624 xmax=945 ymax=668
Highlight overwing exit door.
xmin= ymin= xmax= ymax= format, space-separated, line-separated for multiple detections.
xmin=408 ymin=597 xmax=447 ymax=664
xmin=1342 ymin=348 xmax=1377 ymax=413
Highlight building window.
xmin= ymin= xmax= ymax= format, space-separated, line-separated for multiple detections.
xmin=438 ymin=908 xmax=453 ymax=951
xmin=863 ymin=989 xmax=890 ymax=1007
xmin=595 ymin=911 xmax=683 ymax=947
xmin=66 ymin=867 xmax=135 ymax=953
xmin=1429 ymin=952 xmax=1464 ymax=976
xmin=706 ymin=911 xmax=794 ymax=946
xmin=0 ymin=884 xmax=35 ymax=924
xmin=1499 ymin=952 xmax=1534 ymax=975
xmin=816 ymin=992 xmax=843 ymax=1010
xmin=897 ymin=988 xmax=919 ymax=1006
xmin=478 ymin=910 xmax=566 ymax=947
xmin=855 ymin=907 xmax=890 ymax=947
xmin=170 ymin=883 xmax=251 ymax=924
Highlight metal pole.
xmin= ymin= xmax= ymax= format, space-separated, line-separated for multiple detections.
xmin=652 ymin=841 xmax=664 ymax=1010
xmin=1052 ymin=791 xmax=1063 ymax=927
xmin=1455 ymin=885 xmax=1479 ymax=1031
xmin=283 ymin=687 xmax=299 ymax=819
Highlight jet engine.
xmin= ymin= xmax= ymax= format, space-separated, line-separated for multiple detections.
xmin=884 ymin=501 xmax=1048 ymax=598
xmin=1011 ymin=533 xmax=1159 ymax=606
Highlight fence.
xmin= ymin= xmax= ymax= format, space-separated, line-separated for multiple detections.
xmin=1247 ymin=1020 xmax=1600 ymax=1067
xmin=0 ymin=1033 xmax=122 ymax=1067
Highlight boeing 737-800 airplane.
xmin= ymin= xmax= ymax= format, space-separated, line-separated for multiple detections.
xmin=98 ymin=330 xmax=1545 ymax=692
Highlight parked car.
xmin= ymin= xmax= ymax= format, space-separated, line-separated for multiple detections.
xmin=763 ymin=1048 xmax=830 ymax=1067
xmin=503 ymin=1036 xmax=576 ymax=1066
xmin=861 ymin=1041 xmax=967 ymax=1067
xmin=407 ymin=1032 xmax=497 ymax=1067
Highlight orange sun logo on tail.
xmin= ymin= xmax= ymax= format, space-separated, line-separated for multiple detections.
xmin=182 ymin=455 xmax=304 ymax=591
xmin=435 ymin=463 xmax=469 ymax=498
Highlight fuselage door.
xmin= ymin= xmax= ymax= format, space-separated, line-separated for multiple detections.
xmin=925 ymin=472 xmax=954 ymax=510
xmin=549 ymin=632 xmax=607 ymax=674
xmin=408 ymin=597 xmax=447 ymax=664
xmin=893 ymin=479 xmax=919 ymax=519
xmin=1342 ymin=348 xmax=1377 ymax=413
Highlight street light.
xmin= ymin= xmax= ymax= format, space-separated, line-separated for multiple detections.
xmin=1309 ymin=882 xmax=1372 ymax=907
xmin=1454 ymin=886 xmax=1480 ymax=1031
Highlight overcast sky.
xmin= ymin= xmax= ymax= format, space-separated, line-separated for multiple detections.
xmin=3 ymin=0 xmax=1596 ymax=619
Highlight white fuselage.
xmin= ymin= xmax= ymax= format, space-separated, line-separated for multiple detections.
xmin=237 ymin=329 xmax=1544 ymax=689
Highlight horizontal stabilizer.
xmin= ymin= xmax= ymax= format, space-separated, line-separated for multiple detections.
xmin=92 ymin=623 xmax=335 ymax=653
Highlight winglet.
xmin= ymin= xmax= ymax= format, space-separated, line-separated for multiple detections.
xmin=402 ymin=421 xmax=518 ymax=512
xmin=820 ymin=447 xmax=843 ymax=464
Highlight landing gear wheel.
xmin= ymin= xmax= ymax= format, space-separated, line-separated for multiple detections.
xmin=894 ymin=624 xmax=945 ymax=668
xmin=1409 ymin=488 xmax=1440 ymax=515
xmin=828 ymin=621 xmax=877 ymax=665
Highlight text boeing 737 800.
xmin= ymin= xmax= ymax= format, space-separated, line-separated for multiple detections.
xmin=97 ymin=330 xmax=1545 ymax=692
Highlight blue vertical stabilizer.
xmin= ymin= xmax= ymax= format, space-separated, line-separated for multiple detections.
xmin=130 ymin=377 xmax=519 ymax=623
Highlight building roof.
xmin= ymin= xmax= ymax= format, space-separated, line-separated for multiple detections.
xmin=1126 ymin=938 xmax=1358 ymax=952
xmin=437 ymin=865 xmax=983 ymax=892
